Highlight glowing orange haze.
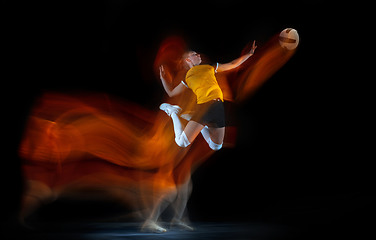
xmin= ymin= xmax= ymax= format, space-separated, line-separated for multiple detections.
xmin=18 ymin=34 xmax=295 ymax=219
xmin=19 ymin=92 xmax=219 ymax=218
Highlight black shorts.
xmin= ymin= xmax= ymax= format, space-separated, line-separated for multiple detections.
xmin=191 ymin=100 xmax=226 ymax=128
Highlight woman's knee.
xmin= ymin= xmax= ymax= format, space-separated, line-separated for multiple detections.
xmin=207 ymin=127 xmax=224 ymax=151
xmin=175 ymin=132 xmax=191 ymax=148
xmin=208 ymin=137 xmax=223 ymax=151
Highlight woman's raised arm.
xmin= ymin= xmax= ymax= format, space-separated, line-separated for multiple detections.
xmin=216 ymin=40 xmax=257 ymax=72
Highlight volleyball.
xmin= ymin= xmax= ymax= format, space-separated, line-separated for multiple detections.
xmin=279 ymin=28 xmax=299 ymax=50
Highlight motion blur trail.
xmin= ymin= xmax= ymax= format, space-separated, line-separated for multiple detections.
xmin=19 ymin=33 xmax=296 ymax=222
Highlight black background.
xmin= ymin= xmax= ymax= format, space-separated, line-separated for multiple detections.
xmin=3 ymin=0 xmax=374 ymax=239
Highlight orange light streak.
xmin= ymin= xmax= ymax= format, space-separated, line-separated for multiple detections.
xmin=18 ymin=32 xmax=296 ymax=224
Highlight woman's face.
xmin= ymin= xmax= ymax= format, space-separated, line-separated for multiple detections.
xmin=186 ymin=51 xmax=202 ymax=66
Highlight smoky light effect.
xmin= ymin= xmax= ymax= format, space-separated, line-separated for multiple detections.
xmin=235 ymin=34 xmax=297 ymax=101
xmin=19 ymin=92 xmax=219 ymax=223
xmin=18 ymin=33 xmax=296 ymax=225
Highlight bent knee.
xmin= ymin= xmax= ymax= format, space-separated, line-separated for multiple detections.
xmin=209 ymin=138 xmax=223 ymax=151
xmin=175 ymin=132 xmax=190 ymax=148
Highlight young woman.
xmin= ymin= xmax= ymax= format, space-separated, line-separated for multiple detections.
xmin=159 ymin=40 xmax=257 ymax=150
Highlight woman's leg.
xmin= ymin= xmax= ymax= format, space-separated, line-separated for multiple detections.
xmin=170 ymin=112 xmax=204 ymax=147
xmin=141 ymin=188 xmax=176 ymax=233
xmin=200 ymin=126 xmax=225 ymax=150
xmin=160 ymin=102 xmax=224 ymax=150
xmin=171 ymin=179 xmax=194 ymax=231
xmin=160 ymin=103 xmax=204 ymax=147
xmin=161 ymin=102 xmax=224 ymax=150
xmin=172 ymin=111 xmax=224 ymax=150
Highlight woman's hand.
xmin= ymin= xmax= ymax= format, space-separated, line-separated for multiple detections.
xmin=159 ymin=65 xmax=187 ymax=97
xmin=249 ymin=40 xmax=257 ymax=55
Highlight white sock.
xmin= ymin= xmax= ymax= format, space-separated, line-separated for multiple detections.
xmin=171 ymin=113 xmax=190 ymax=147
xmin=171 ymin=112 xmax=184 ymax=138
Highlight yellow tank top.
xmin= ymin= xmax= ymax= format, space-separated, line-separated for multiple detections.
xmin=184 ymin=65 xmax=224 ymax=104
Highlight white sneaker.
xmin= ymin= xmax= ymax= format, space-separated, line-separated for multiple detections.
xmin=159 ymin=103 xmax=182 ymax=116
